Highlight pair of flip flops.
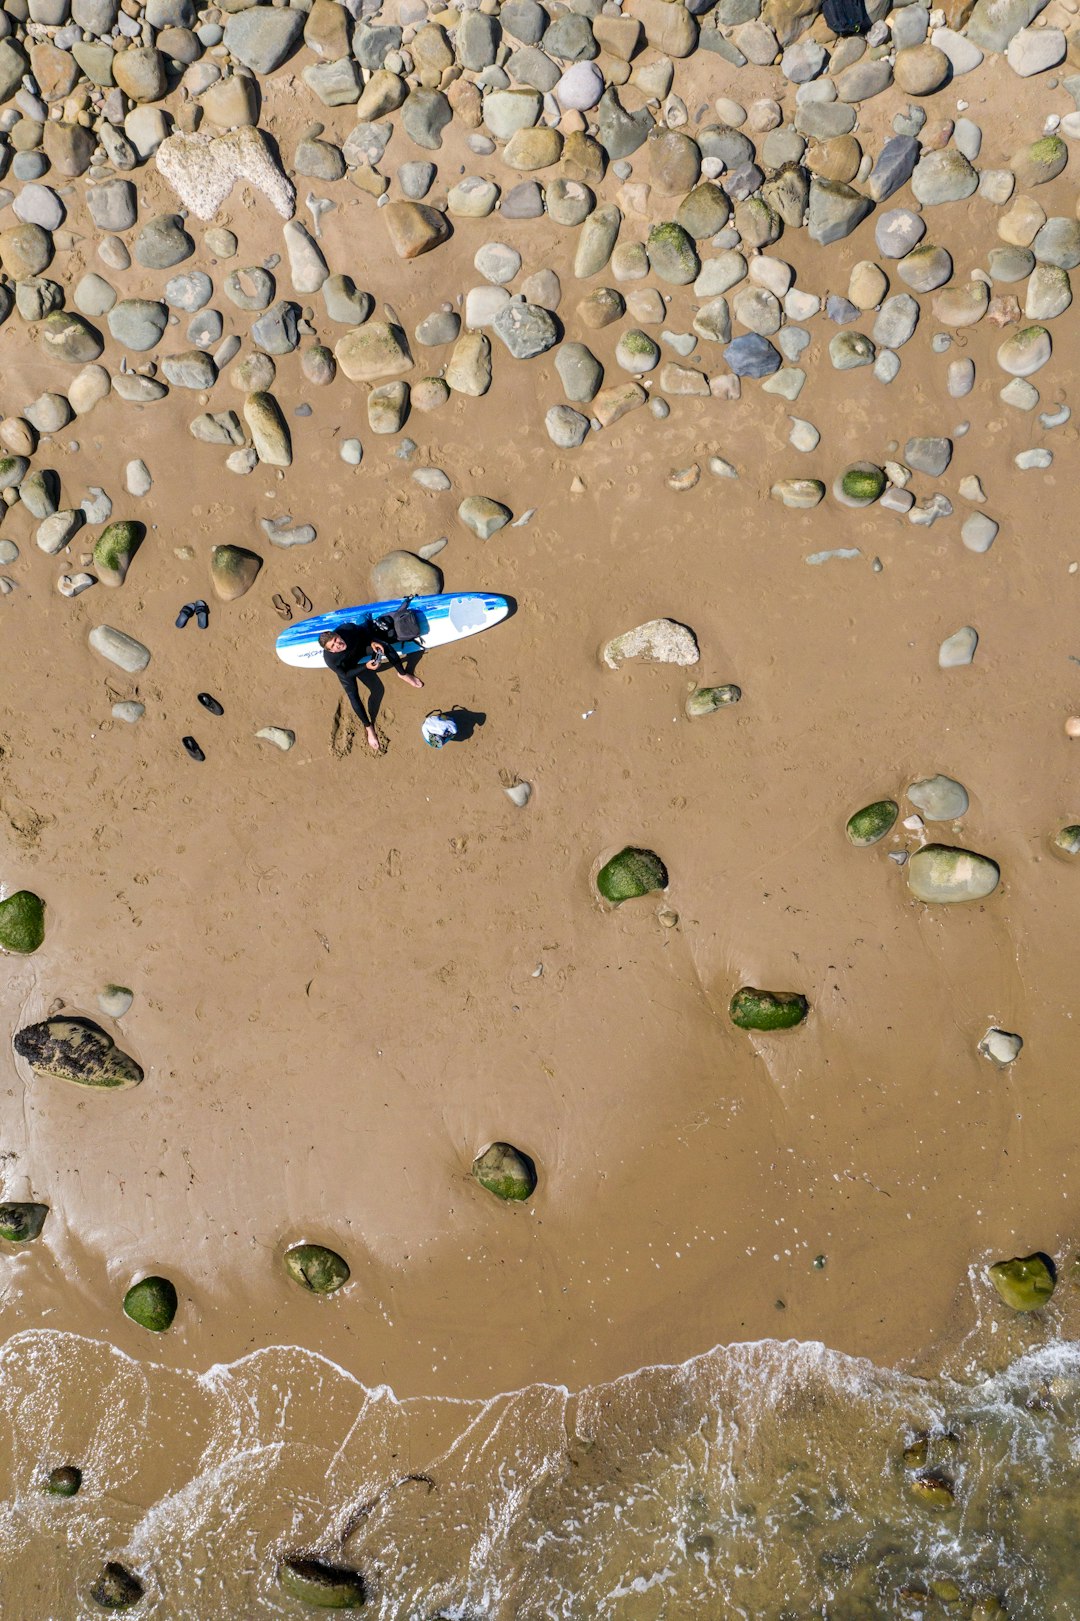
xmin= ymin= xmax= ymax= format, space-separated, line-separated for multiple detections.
xmin=182 ymin=694 xmax=224 ymax=762
xmin=273 ymin=587 xmax=312 ymax=621
xmin=176 ymin=600 xmax=209 ymax=629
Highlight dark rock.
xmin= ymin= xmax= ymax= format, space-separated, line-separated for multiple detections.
xmin=14 ymin=1015 xmax=143 ymax=1088
xmin=596 ymin=846 xmax=668 ymax=903
xmin=283 ymin=1243 xmax=350 ymax=1294
xmin=473 ymin=1142 xmax=537 ymax=1200
xmin=122 ymin=1275 xmax=177 ymax=1331
xmin=0 ymin=1202 xmax=48 ymax=1241
xmin=730 ymin=987 xmax=809 ymax=1030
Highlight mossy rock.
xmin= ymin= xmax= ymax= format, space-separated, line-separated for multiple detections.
xmin=44 ymin=1465 xmax=82 ymax=1497
xmin=970 ymin=1599 xmax=1006 ymax=1621
xmin=908 ymin=1473 xmax=954 ymax=1509
xmin=596 ymin=846 xmax=668 ymax=904
xmin=0 ymin=1201 xmax=48 ymax=1242
xmin=89 ymin=1562 xmax=144 ymax=1611
xmin=0 ymin=889 xmax=45 ymax=953
xmin=839 ymin=463 xmax=885 ymax=504
xmin=901 ymin=1437 xmax=928 ymax=1470
xmin=283 ymin=1243 xmax=350 ymax=1295
xmin=988 ymin=1252 xmax=1056 ymax=1311
xmin=123 ymin=1275 xmax=177 ymax=1332
xmin=730 ymin=987 xmax=809 ymax=1031
xmin=93 ymin=520 xmax=144 ymax=587
xmin=14 ymin=1016 xmax=143 ymax=1088
xmin=1054 ymin=824 xmax=1080 ymax=855
xmin=0 ymin=454 xmax=29 ymax=488
xmin=686 ymin=684 xmax=741 ymax=718
xmin=210 ymin=543 xmax=262 ymax=602
xmin=473 ymin=1142 xmax=537 ymax=1202
xmin=278 ymin=1558 xmax=366 ymax=1609
xmin=846 ymin=800 xmax=898 ymax=847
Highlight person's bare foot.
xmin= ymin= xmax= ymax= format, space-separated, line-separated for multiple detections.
xmin=398 ymin=672 xmax=424 ymax=689
xmin=365 ymin=725 xmax=381 ymax=754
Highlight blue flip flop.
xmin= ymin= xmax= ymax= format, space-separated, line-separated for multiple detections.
xmin=193 ymin=600 xmax=209 ymax=629
xmin=175 ymin=602 xmax=195 ymax=628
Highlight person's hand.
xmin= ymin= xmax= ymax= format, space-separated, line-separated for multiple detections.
xmin=366 ymin=642 xmax=385 ymax=670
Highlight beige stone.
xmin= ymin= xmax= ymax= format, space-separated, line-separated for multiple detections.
xmin=383 ymin=201 xmax=452 ymax=259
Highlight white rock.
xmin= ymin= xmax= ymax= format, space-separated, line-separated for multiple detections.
xmin=979 ymin=1027 xmax=1023 ymax=1064
xmin=788 ymin=416 xmax=820 ymax=451
xmin=602 ymin=618 xmax=699 ymax=669
xmin=749 ymin=257 xmax=794 ymax=297
xmin=340 ymin=438 xmax=363 ymax=465
xmin=89 ymin=624 xmax=151 ymax=673
xmin=126 ymin=459 xmax=152 ymax=497
xmin=784 ymin=289 xmax=820 ymax=320
xmin=256 ymin=725 xmax=295 ymax=750
xmin=283 ymin=219 xmax=328 ymax=293
xmin=555 ymin=61 xmax=604 ymax=111
xmin=930 ymin=25 xmax=983 ymax=73
xmin=961 ymin=513 xmax=999 ymax=552
xmin=938 ymin=625 xmax=978 ymax=667
xmin=57 ymin=571 xmax=95 ymax=596
xmin=1007 ymin=25 xmax=1065 ymax=75
xmin=156 ymin=126 xmax=296 ymax=222
xmin=465 ymin=284 xmax=511 ymax=327
xmin=504 ymin=780 xmax=532 ymax=806
xmin=97 ymin=984 xmax=134 ymax=1015
xmin=1016 ymin=447 xmax=1052 ymax=469
xmin=111 ymin=703 xmax=144 ymax=725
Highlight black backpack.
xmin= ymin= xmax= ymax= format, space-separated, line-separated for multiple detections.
xmin=823 ymin=0 xmax=869 ymax=32
xmin=372 ymin=601 xmax=422 ymax=644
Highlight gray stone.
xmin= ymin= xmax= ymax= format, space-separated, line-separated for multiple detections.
xmin=500 ymin=181 xmax=545 ymax=219
xmin=39 ymin=312 xmax=103 ymax=365
xmin=295 ymin=137 xmax=346 ymax=182
xmin=165 ymin=271 xmax=213 ymax=312
xmin=483 ymin=88 xmax=542 ymax=138
xmin=872 ymin=293 xmax=919 ymax=347
xmin=574 ymin=205 xmax=621 ymax=278
xmin=13 ymin=184 xmax=62 ymax=231
xmin=398 ymin=160 xmax=436 ymax=199
xmin=912 ymin=148 xmax=978 ymax=206
xmin=105 ymin=297 xmax=163 ymax=353
xmin=415 ymin=308 xmax=460 ymax=346
xmin=723 ymin=333 xmax=780 ymax=375
xmin=595 ymin=86 xmax=652 ymax=159
xmin=909 ymin=773 xmax=969 ymax=819
xmin=543 ymin=13 xmax=598 ymax=61
xmin=475 ymin=241 xmax=522 ymax=285
xmin=988 ymin=245 xmax=1035 ymax=281
xmin=906 ymin=435 xmax=952 ymax=475
xmin=502 ymin=0 xmax=547 ymax=44
xmin=1026 ymin=264 xmax=1072 ymax=320
xmin=796 ymin=100 xmax=857 ymax=139
xmin=162 ymin=350 xmax=217 ymax=389
xmin=545 ymin=404 xmax=589 ymax=447
xmin=88 ymin=624 xmax=151 ymax=673
xmin=492 ymin=300 xmax=558 ymax=358
xmin=134 ymin=214 xmax=193 ymax=270
xmin=867 ymin=135 xmax=921 ymax=202
xmin=962 ymin=512 xmax=998 ymax=552
xmin=74 ymin=274 xmax=116 ymax=317
xmin=836 ymin=57 xmax=893 ymax=101
xmin=808 ymin=178 xmax=873 ymax=245
xmin=897 ymin=243 xmax=953 ymax=292
xmin=830 ymin=331 xmax=876 ymax=369
xmin=938 ymin=625 xmax=978 ymax=667
xmin=966 ymin=0 xmax=1048 ymax=54
xmin=323 ymin=275 xmax=371 ymax=326
xmin=223 ymin=6 xmax=305 ymax=74
xmin=225 ymin=266 xmax=275 ymax=312
xmin=402 ymin=88 xmax=452 ymax=150
xmin=251 ymin=301 xmax=300 ymax=355
xmin=556 ymin=340 xmax=603 ymax=401
xmin=1032 ymin=217 xmax=1080 ymax=270
xmin=875 ymin=207 xmax=925 ymax=259
xmin=647 ymin=221 xmax=699 ymax=284
xmin=458 ymin=10 xmax=501 ymax=69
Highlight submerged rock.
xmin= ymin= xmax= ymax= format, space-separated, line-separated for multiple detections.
xmin=596 ymin=847 xmax=668 ymax=904
xmin=44 ymin=1465 xmax=82 ymax=1497
xmin=989 ymin=1253 xmax=1056 ymax=1311
xmin=89 ymin=1561 xmax=144 ymax=1611
xmin=278 ymin=1559 xmax=366 ymax=1609
xmin=909 ymin=1473 xmax=955 ymax=1509
xmin=283 ymin=1243 xmax=350 ymax=1295
xmin=906 ymin=844 xmax=1000 ymax=903
xmin=0 ymin=1202 xmax=48 ymax=1242
xmin=846 ymin=800 xmax=899 ymax=846
xmin=14 ymin=1016 xmax=143 ymax=1089
xmin=729 ymin=988 xmax=809 ymax=1031
xmin=472 ymin=1142 xmax=537 ymax=1201
xmin=123 ymin=1275 xmax=177 ymax=1332
xmin=0 ymin=889 xmax=45 ymax=954
xmin=602 ymin=618 xmax=698 ymax=668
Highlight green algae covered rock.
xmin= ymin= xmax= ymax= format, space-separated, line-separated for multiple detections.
xmin=686 ymin=684 xmax=741 ymax=718
xmin=836 ymin=462 xmax=886 ymax=506
xmin=210 ymin=543 xmax=262 ymax=602
xmin=988 ymin=1252 xmax=1056 ymax=1311
xmin=0 ymin=1202 xmax=48 ymax=1242
xmin=596 ymin=846 xmax=668 ymax=904
xmin=14 ymin=1016 xmax=143 ymax=1089
xmin=122 ymin=1275 xmax=177 ymax=1332
xmin=846 ymin=800 xmax=898 ymax=847
xmin=647 ymin=220 xmax=700 ymax=285
xmin=93 ymin=520 xmax=144 ymax=587
xmin=909 ymin=1473 xmax=954 ymax=1509
xmin=907 ymin=843 xmax=1000 ymax=904
xmin=283 ymin=1243 xmax=350 ymax=1295
xmin=89 ymin=1561 xmax=144 ymax=1610
xmin=44 ymin=1465 xmax=82 ymax=1497
xmin=473 ymin=1142 xmax=537 ymax=1201
xmin=730 ymin=987 xmax=809 ymax=1031
xmin=278 ymin=1558 xmax=366 ymax=1609
xmin=1054 ymin=825 xmax=1080 ymax=855
xmin=0 ymin=889 xmax=44 ymax=953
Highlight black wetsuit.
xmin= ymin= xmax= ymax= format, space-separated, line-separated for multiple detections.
xmin=323 ymin=621 xmax=406 ymax=727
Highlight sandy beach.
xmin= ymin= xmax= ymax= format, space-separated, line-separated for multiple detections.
xmin=1 ymin=0 xmax=1079 ymax=1608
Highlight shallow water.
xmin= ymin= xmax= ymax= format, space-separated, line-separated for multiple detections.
xmin=3 ymin=1308 xmax=1080 ymax=1619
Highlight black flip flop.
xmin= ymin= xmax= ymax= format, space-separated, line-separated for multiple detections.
xmin=182 ymin=736 xmax=205 ymax=761
xmin=175 ymin=603 xmax=195 ymax=628
xmin=193 ymin=600 xmax=209 ymax=629
xmin=197 ymin=693 xmax=224 ymax=715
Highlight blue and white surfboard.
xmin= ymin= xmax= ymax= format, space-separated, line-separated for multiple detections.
xmin=275 ymin=592 xmax=511 ymax=669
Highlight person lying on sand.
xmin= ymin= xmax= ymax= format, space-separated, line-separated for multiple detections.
xmin=319 ymin=623 xmax=424 ymax=754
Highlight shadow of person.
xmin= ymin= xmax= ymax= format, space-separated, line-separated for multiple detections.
xmin=447 ymin=707 xmax=486 ymax=741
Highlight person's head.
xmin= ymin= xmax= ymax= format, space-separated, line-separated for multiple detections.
xmin=319 ymin=631 xmax=347 ymax=654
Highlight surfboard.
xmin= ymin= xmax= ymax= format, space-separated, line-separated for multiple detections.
xmin=275 ymin=592 xmax=511 ymax=669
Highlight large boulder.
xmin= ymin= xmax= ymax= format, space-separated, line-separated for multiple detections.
xmin=244 ymin=392 xmax=291 ymax=467
xmin=123 ymin=1274 xmax=177 ymax=1331
xmin=602 ymin=618 xmax=699 ymax=667
xmin=14 ymin=1015 xmax=143 ymax=1089
xmin=906 ymin=844 xmax=1000 ymax=902
xmin=370 ymin=550 xmax=443 ymax=597
xmin=0 ymin=1202 xmax=48 ymax=1242
xmin=210 ymin=544 xmax=262 ymax=601
xmin=473 ymin=1142 xmax=537 ymax=1200
xmin=596 ymin=846 xmax=668 ymax=904
xmin=988 ymin=1253 xmax=1055 ymax=1310
xmin=0 ymin=890 xmax=45 ymax=954
xmin=283 ymin=1243 xmax=350 ymax=1294
xmin=730 ymin=987 xmax=809 ymax=1030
